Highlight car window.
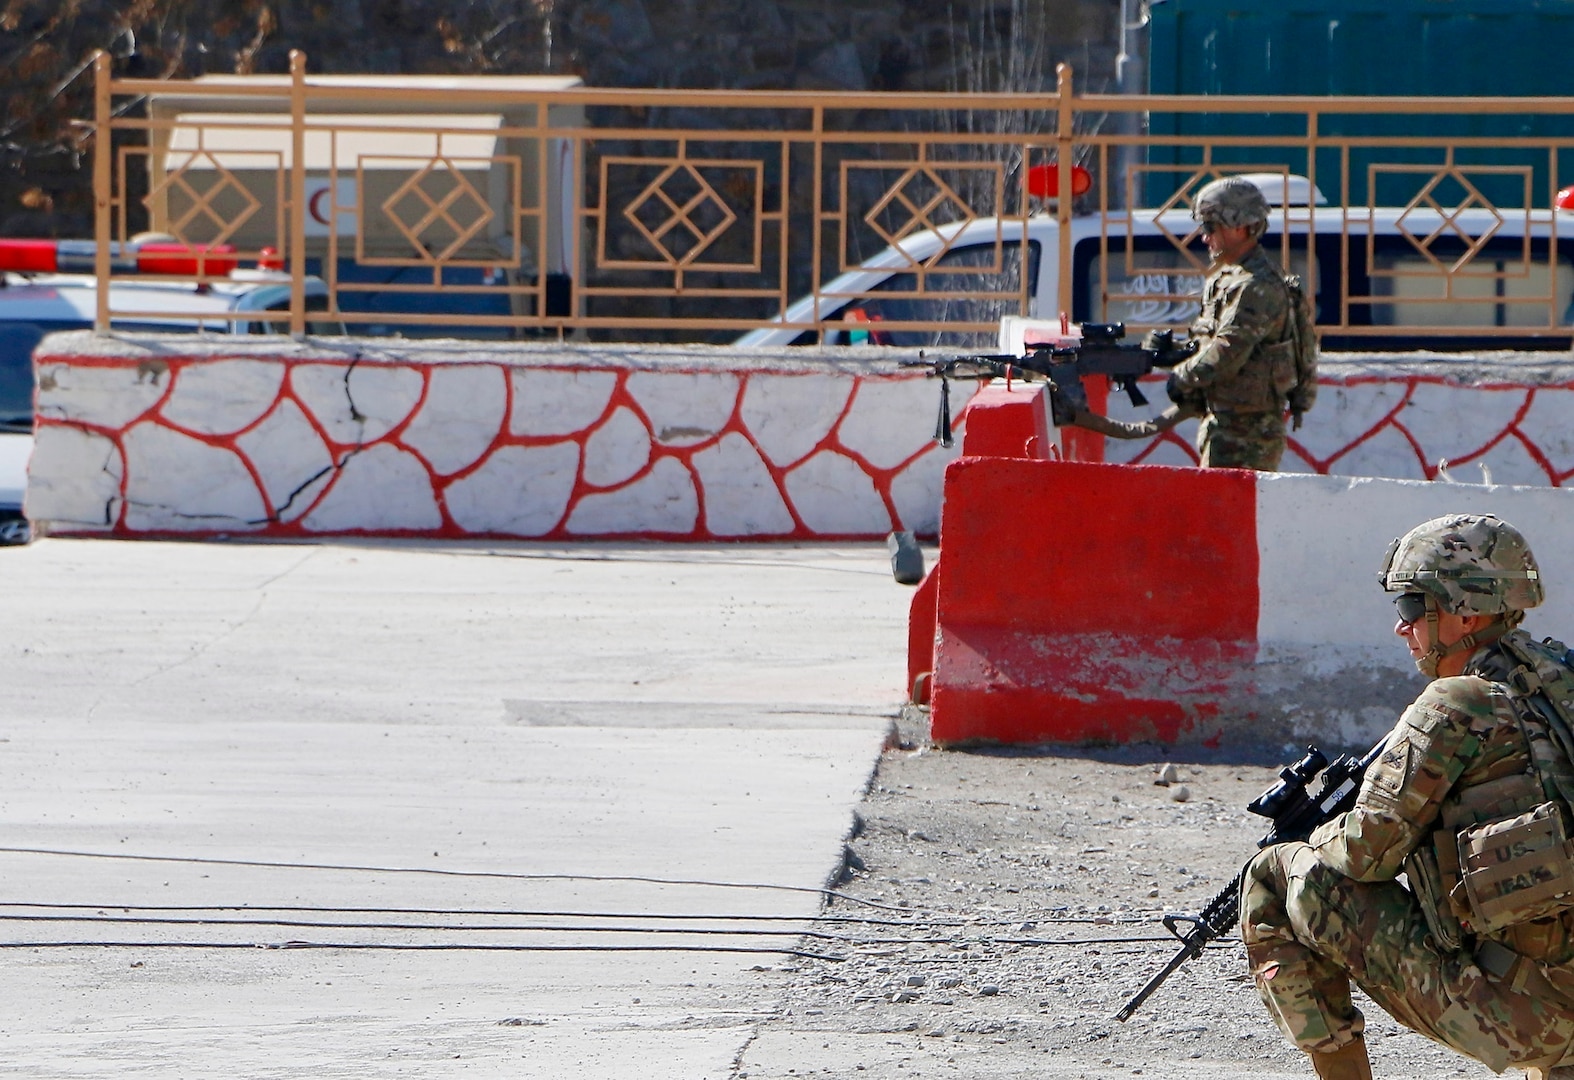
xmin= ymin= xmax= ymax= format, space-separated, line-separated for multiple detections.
xmin=1367 ymin=239 xmax=1574 ymax=328
xmin=246 ymin=314 xmax=347 ymax=335
xmin=1079 ymin=236 xmax=1313 ymax=327
xmin=813 ymin=240 xmax=1041 ymax=348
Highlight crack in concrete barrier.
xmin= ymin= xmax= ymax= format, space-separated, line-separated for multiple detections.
xmin=250 ymin=352 xmax=371 ymax=525
xmin=258 ymin=462 xmax=337 ymax=525
xmin=342 ymin=351 xmax=367 ymax=425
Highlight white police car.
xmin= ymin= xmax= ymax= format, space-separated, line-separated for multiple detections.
xmin=736 ymin=173 xmax=1574 ymax=352
xmin=0 ymin=237 xmax=338 ymax=544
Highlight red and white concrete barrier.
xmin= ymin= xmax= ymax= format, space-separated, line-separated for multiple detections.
xmin=918 ymin=458 xmax=1574 ymax=747
xmin=1102 ymin=359 xmax=1574 ymax=485
xmin=26 ymin=334 xmax=971 ymax=541
xmin=23 ymin=334 xmax=1574 ymax=543
xmin=998 ymin=317 xmax=1574 ymax=484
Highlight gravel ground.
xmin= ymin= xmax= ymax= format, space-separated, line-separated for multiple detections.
xmin=737 ymin=710 xmax=1502 ymax=1080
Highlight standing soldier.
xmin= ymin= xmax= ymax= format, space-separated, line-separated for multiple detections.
xmin=1241 ymin=514 xmax=1574 ymax=1079
xmin=1158 ymin=175 xmax=1319 ymax=470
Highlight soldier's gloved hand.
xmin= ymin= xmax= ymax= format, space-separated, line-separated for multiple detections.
xmin=1166 ymin=371 xmax=1206 ymax=413
xmin=1291 ymin=409 xmax=1305 ymax=431
xmin=1144 ymin=330 xmax=1198 ymax=368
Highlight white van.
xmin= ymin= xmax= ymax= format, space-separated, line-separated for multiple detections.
xmin=736 ymin=174 xmax=1574 ymax=351
xmin=0 ymin=244 xmax=338 ymax=544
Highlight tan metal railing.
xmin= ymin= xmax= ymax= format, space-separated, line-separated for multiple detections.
xmin=88 ymin=51 xmax=1574 ymax=345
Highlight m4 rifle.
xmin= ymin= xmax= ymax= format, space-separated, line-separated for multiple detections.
xmin=1114 ymin=738 xmax=1387 ymax=1022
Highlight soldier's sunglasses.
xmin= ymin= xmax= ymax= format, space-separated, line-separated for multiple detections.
xmin=1394 ymin=592 xmax=1429 ymax=625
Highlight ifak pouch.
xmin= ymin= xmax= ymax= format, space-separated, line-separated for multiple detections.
xmin=1458 ymin=801 xmax=1574 ymax=934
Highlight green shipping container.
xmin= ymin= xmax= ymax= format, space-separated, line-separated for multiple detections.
xmin=1145 ymin=0 xmax=1574 ymax=208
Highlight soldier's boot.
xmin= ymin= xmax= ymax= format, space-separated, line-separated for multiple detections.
xmin=1306 ymin=1036 xmax=1373 ymax=1080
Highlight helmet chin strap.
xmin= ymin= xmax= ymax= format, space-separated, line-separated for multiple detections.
xmin=1414 ymin=595 xmax=1521 ymax=679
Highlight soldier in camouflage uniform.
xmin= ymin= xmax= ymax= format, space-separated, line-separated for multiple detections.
xmin=1241 ymin=514 xmax=1574 ymax=1080
xmin=1160 ymin=176 xmax=1319 ymax=470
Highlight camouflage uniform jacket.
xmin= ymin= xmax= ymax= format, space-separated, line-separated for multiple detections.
xmin=1169 ymin=244 xmax=1299 ymax=415
xmin=1306 ymin=632 xmax=1574 ymax=981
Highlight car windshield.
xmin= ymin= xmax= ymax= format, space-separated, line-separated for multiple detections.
xmin=792 ymin=240 xmax=1042 ymax=348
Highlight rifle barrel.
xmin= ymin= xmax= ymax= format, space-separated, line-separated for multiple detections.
xmin=1116 ymin=937 xmax=1199 ymax=1022
xmin=1115 ymin=871 xmax=1243 ymax=1021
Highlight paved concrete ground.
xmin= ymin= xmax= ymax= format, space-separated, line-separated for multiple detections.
xmin=0 ymin=538 xmax=909 ymax=1078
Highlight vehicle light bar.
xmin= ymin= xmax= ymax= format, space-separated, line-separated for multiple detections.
xmin=0 ymin=239 xmax=239 ymax=276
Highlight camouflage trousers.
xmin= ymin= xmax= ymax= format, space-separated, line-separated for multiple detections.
xmin=1241 ymin=842 xmax=1574 ymax=1073
xmin=1197 ymin=410 xmax=1286 ymax=470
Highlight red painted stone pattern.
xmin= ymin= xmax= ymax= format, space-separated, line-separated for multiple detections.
xmin=33 ymin=353 xmax=962 ymax=540
xmin=1118 ymin=374 xmax=1574 ymax=484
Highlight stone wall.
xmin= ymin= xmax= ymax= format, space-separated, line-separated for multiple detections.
xmin=559 ymin=0 xmax=1117 ymax=94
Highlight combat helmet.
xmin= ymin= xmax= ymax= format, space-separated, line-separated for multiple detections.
xmin=1191 ymin=176 xmax=1272 ymax=237
xmin=1378 ymin=513 xmax=1542 ymax=678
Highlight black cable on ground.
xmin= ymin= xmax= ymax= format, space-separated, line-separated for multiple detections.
xmin=0 ymin=939 xmax=848 ymax=960
xmin=0 ymin=913 xmax=882 ymax=941
xmin=0 ymin=846 xmax=912 ymax=911
xmin=0 ymin=900 xmax=953 ymax=926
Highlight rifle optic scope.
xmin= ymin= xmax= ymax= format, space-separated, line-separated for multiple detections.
xmin=1246 ymin=746 xmax=1329 ymax=820
xmin=1079 ymin=322 xmax=1126 ymax=344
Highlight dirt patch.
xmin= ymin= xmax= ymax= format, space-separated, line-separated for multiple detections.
xmin=737 ymin=712 xmax=1496 ymax=1079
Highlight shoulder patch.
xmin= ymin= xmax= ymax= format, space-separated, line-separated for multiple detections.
xmin=1379 ymin=741 xmax=1410 ymax=773
xmin=1366 ymin=737 xmax=1412 ymax=802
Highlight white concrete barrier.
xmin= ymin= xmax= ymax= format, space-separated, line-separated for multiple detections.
xmin=1256 ymin=474 xmax=1574 ymax=744
xmin=27 ymin=333 xmax=965 ymax=540
xmin=1104 ymin=353 xmax=1574 ymax=485
xmin=25 ymin=335 xmax=1574 ymax=542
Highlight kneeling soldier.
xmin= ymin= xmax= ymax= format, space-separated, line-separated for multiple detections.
xmin=1242 ymin=514 xmax=1574 ymax=1079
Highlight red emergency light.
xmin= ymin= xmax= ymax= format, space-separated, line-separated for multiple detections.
xmin=1557 ymin=186 xmax=1574 ymax=212
xmin=1027 ymin=163 xmax=1093 ymax=200
xmin=0 ymin=238 xmax=239 ymax=276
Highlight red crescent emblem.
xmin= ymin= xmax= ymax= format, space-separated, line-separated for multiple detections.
xmin=308 ymin=187 xmax=333 ymax=225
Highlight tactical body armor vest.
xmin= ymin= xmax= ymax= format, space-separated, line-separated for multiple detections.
xmin=1407 ymin=632 xmax=1574 ymax=967
xmin=1190 ymin=246 xmax=1306 ymax=417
